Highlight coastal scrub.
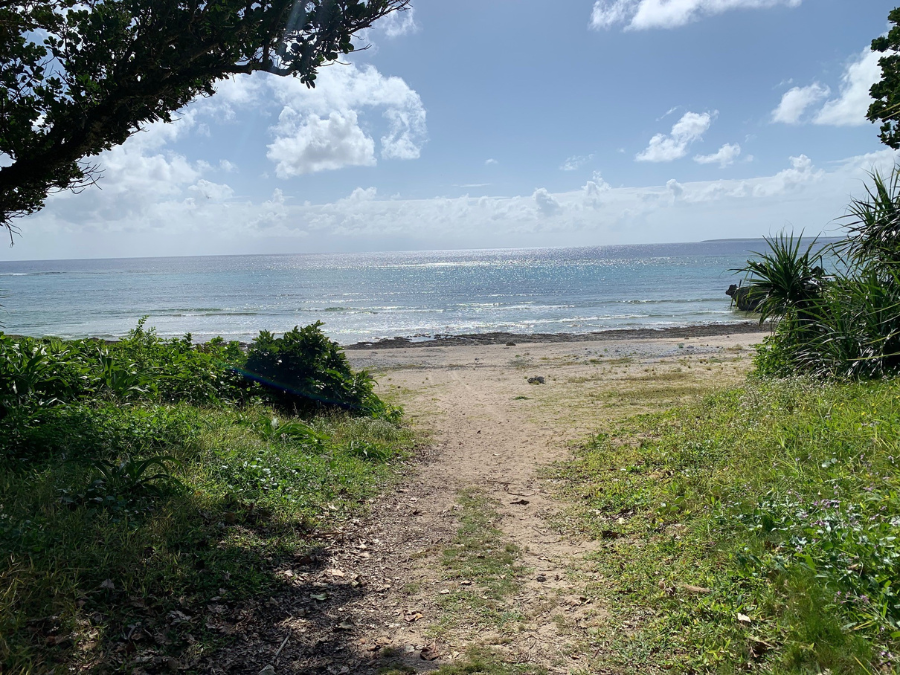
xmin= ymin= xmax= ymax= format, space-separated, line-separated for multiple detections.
xmin=0 ymin=322 xmax=413 ymax=672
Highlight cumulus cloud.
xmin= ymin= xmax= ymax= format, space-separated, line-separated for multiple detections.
xmin=533 ymin=188 xmax=563 ymax=216
xmin=268 ymin=111 xmax=376 ymax=177
xmin=21 ymin=148 xmax=900 ymax=259
xmin=485 ymin=158 xmax=499 ymax=166
xmin=590 ymin=0 xmax=801 ymax=31
xmin=636 ymin=111 xmax=714 ymax=163
xmin=377 ymin=8 xmax=419 ymax=38
xmin=188 ymin=179 xmax=234 ymax=202
xmin=815 ymin=48 xmax=881 ymax=126
xmin=560 ymin=154 xmax=595 ymax=171
xmin=666 ymin=179 xmax=684 ymax=198
xmin=266 ymin=62 xmax=426 ymax=175
xmin=694 ymin=143 xmax=742 ymax=168
xmin=590 ymin=0 xmax=633 ymax=29
xmin=771 ymin=83 xmax=830 ymax=124
xmin=772 ymin=48 xmax=881 ymax=128
xmin=582 ymin=172 xmax=612 ymax=207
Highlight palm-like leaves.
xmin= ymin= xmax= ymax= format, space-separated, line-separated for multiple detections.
xmin=746 ymin=169 xmax=900 ymax=379
xmin=735 ymin=233 xmax=825 ymax=324
xmin=838 ymin=167 xmax=900 ymax=272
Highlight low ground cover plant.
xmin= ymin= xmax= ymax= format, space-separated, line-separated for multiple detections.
xmin=0 ymin=321 xmax=411 ymax=673
xmin=557 ymin=378 xmax=900 ymax=673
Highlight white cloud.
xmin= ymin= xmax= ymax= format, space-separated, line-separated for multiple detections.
xmin=377 ymin=8 xmax=419 ymax=38
xmin=485 ymin=158 xmax=499 ymax=166
xmin=560 ymin=154 xmax=595 ymax=171
xmin=267 ymin=111 xmax=376 ymax=177
xmin=188 ymin=179 xmax=234 ymax=202
xmin=583 ymin=172 xmax=612 ymax=208
xmin=751 ymin=154 xmax=821 ymax=197
xmin=590 ymin=0 xmax=633 ymax=29
xmin=266 ymin=62 xmax=426 ymax=175
xmin=657 ymin=106 xmax=681 ymax=121
xmin=533 ymin=188 xmax=562 ymax=216
xmin=772 ymin=48 xmax=881 ymax=128
xmin=636 ymin=111 xmax=714 ymax=163
xmin=21 ymin=149 xmax=900 ymax=259
xmin=666 ymin=179 xmax=684 ymax=198
xmin=815 ymin=48 xmax=881 ymax=127
xmin=771 ymin=83 xmax=830 ymax=124
xmin=591 ymin=0 xmax=801 ymax=31
xmin=694 ymin=143 xmax=742 ymax=168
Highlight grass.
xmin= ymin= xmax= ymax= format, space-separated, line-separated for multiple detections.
xmin=435 ymin=489 xmax=526 ymax=632
xmin=553 ymin=377 xmax=900 ymax=673
xmin=0 ymin=402 xmax=414 ymax=674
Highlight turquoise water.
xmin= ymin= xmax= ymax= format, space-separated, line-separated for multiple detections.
xmin=0 ymin=242 xmax=761 ymax=345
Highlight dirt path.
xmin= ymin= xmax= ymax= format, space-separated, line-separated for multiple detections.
xmin=202 ymin=333 xmax=763 ymax=674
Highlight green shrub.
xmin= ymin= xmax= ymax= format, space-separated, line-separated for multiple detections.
xmin=740 ymin=168 xmax=900 ymax=380
xmin=243 ymin=321 xmax=383 ymax=414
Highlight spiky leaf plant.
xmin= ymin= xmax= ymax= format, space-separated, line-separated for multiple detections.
xmin=735 ymin=233 xmax=826 ymax=325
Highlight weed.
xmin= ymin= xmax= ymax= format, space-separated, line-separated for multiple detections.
xmin=0 ymin=321 xmax=413 ymax=672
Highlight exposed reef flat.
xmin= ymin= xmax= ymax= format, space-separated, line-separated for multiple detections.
xmin=343 ymin=320 xmax=766 ymax=350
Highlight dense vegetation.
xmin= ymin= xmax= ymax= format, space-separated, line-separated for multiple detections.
xmin=739 ymin=168 xmax=900 ymax=379
xmin=560 ymin=378 xmax=900 ymax=673
xmin=0 ymin=321 xmax=412 ymax=672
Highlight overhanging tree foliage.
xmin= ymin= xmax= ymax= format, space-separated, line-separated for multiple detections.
xmin=0 ymin=0 xmax=407 ymax=238
xmin=869 ymin=7 xmax=900 ymax=149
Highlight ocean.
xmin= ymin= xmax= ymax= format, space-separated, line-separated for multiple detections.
xmin=0 ymin=241 xmax=764 ymax=345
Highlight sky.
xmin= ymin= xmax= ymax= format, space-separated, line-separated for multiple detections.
xmin=5 ymin=0 xmax=900 ymax=261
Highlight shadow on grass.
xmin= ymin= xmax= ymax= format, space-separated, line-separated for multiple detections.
xmin=0 ymin=403 xmax=414 ymax=674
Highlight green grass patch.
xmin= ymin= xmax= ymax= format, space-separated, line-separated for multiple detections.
xmin=554 ymin=378 xmax=900 ymax=673
xmin=437 ymin=490 xmax=526 ymax=631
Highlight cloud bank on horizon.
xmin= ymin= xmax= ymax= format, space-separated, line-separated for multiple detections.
xmin=4 ymin=0 xmax=897 ymax=260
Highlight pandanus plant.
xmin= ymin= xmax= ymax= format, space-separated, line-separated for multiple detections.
xmin=743 ymin=166 xmax=900 ymax=379
xmin=734 ymin=233 xmax=826 ymax=325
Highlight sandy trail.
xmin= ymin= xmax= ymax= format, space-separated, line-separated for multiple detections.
xmin=203 ymin=332 xmax=764 ymax=674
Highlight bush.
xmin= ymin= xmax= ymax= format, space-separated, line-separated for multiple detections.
xmin=243 ymin=322 xmax=384 ymax=415
xmin=0 ymin=319 xmax=390 ymax=416
xmin=740 ymin=168 xmax=900 ymax=379
xmin=0 ymin=318 xmax=409 ymax=672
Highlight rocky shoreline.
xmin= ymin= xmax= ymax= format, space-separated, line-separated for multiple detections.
xmin=343 ymin=320 xmax=767 ymax=350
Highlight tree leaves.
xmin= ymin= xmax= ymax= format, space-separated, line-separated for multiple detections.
xmin=0 ymin=0 xmax=409 ymax=235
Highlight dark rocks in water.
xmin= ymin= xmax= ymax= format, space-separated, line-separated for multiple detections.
xmin=527 ymin=376 xmax=546 ymax=385
xmin=726 ymin=284 xmax=762 ymax=312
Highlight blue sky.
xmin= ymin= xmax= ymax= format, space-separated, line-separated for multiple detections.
xmin=8 ymin=0 xmax=900 ymax=260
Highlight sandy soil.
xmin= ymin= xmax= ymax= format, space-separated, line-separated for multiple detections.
xmin=201 ymin=331 xmax=766 ymax=674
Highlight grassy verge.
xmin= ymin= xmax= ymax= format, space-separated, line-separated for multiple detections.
xmin=1 ymin=398 xmax=414 ymax=673
xmin=554 ymin=378 xmax=900 ymax=674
